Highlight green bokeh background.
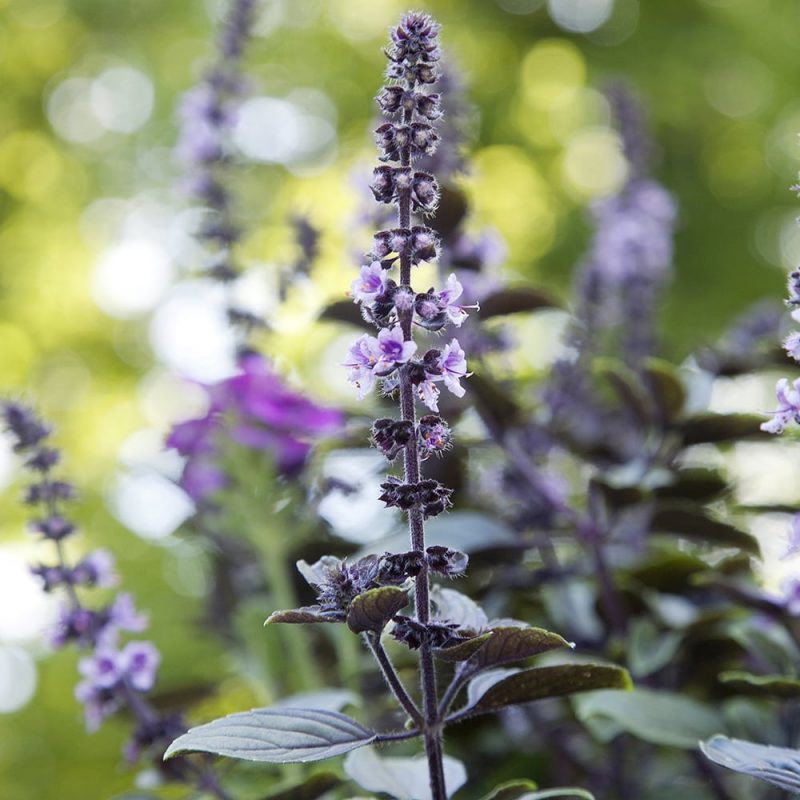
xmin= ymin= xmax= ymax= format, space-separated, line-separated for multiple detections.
xmin=1 ymin=0 xmax=798 ymax=796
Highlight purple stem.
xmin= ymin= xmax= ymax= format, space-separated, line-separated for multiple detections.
xmin=397 ymin=101 xmax=448 ymax=800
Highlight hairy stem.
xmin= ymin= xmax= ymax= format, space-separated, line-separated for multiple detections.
xmin=397 ymin=99 xmax=447 ymax=800
xmin=365 ymin=632 xmax=424 ymax=727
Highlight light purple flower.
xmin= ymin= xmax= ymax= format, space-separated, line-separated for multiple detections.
xmin=784 ymin=332 xmax=800 ymax=362
xmin=374 ymin=326 xmax=417 ymax=374
xmin=120 ymin=641 xmax=161 ymax=692
xmin=350 ymin=262 xmax=389 ymax=304
xmin=436 ymin=274 xmax=474 ymax=327
xmin=78 ymin=647 xmax=123 ymax=689
xmin=346 ymin=334 xmax=382 ymax=399
xmin=761 ymin=378 xmax=800 ymax=434
xmin=782 ymin=577 xmax=800 ymax=616
xmin=416 ymin=379 xmax=441 ymax=412
xmin=75 ymin=678 xmax=121 ymax=733
xmin=435 ymin=339 xmax=470 ymax=398
xmin=104 ymin=593 xmax=148 ymax=643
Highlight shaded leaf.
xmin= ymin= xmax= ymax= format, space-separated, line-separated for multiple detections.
xmin=164 ymin=708 xmax=376 ymax=763
xmin=273 ymin=690 xmax=356 ymax=712
xmin=574 ymin=688 xmax=722 ymax=749
xmin=469 ymin=373 xmax=524 ymax=432
xmin=346 ymin=587 xmax=408 ymax=634
xmin=680 ymin=413 xmax=768 ymax=445
xmin=343 ymin=746 xmax=467 ymax=800
xmin=644 ymin=358 xmax=686 ymax=421
xmin=435 ymin=632 xmax=493 ymax=662
xmin=479 ymin=286 xmax=562 ymax=318
xmin=479 ymin=779 xmax=538 ymax=800
xmin=266 ymin=607 xmax=339 ymax=625
xmin=519 ymin=791 xmax=594 ymax=800
xmin=594 ymin=359 xmax=650 ymax=425
xmin=431 ymin=586 xmax=489 ymax=631
xmin=467 ymin=664 xmax=631 ymax=715
xmin=319 ymin=300 xmax=370 ymax=330
xmin=468 ymin=668 xmax=519 ymax=708
xmin=262 ymin=772 xmax=343 ymax=800
xmin=471 ymin=626 xmax=572 ymax=671
xmin=719 ymin=671 xmax=800 ymax=699
xmin=626 ymin=619 xmax=682 ymax=678
xmin=359 ymin=512 xmax=517 ymax=559
xmin=650 ymin=503 xmax=760 ymax=555
xmin=655 ymin=468 xmax=729 ymax=503
xmin=700 ymin=735 xmax=800 ymax=793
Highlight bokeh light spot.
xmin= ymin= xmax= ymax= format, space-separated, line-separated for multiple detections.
xmin=90 ymin=67 xmax=154 ymax=134
xmin=547 ymin=0 xmax=614 ymax=32
xmin=0 ymin=647 xmax=37 ymax=714
xmin=562 ymin=127 xmax=628 ymax=199
xmin=521 ymin=39 xmax=586 ymax=111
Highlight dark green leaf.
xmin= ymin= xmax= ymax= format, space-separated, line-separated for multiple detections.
xmin=643 ymin=358 xmax=685 ymax=421
xmin=265 ymin=607 xmax=339 ymax=625
xmin=680 ymin=413 xmax=769 ymax=445
xmin=262 ymin=772 xmax=343 ymax=800
xmin=719 ymin=671 xmax=800 ymax=699
xmin=626 ymin=619 xmax=682 ymax=678
xmin=700 ymin=736 xmax=800 ymax=793
xmin=346 ymin=586 xmax=408 ymax=634
xmin=650 ymin=503 xmax=760 ymax=555
xmin=479 ymin=286 xmax=562 ymax=318
xmin=593 ymin=359 xmax=650 ymax=424
xmin=164 ymin=708 xmax=376 ymax=763
xmin=655 ymin=468 xmax=729 ymax=503
xmin=467 ymin=664 xmax=631 ymax=715
xmin=471 ymin=626 xmax=572 ymax=671
xmin=575 ymin=688 xmax=723 ymax=749
xmin=319 ymin=300 xmax=370 ymax=329
xmin=479 ymin=779 xmax=538 ymax=800
xmin=435 ymin=632 xmax=493 ymax=662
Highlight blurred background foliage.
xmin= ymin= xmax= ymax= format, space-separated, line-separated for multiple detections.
xmin=3 ymin=0 xmax=800 ymax=797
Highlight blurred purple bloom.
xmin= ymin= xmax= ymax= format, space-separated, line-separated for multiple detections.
xmin=168 ymin=353 xmax=343 ymax=500
xmin=120 ymin=641 xmax=161 ymax=692
xmin=73 ymin=549 xmax=118 ymax=588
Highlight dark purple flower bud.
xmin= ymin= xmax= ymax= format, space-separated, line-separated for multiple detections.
xmin=24 ymin=480 xmax=75 ymax=505
xmin=209 ymin=261 xmax=238 ymax=283
xmin=377 ymin=85 xmax=406 ymax=114
xmin=410 ymin=226 xmax=439 ymax=264
xmin=30 ymin=514 xmax=75 ymax=541
xmin=26 ymin=447 xmax=60 ymax=472
xmin=391 ymin=616 xmax=458 ymax=650
xmin=314 ymin=555 xmax=383 ymax=617
xmin=52 ymin=606 xmax=100 ymax=649
xmin=378 ymin=550 xmax=424 ymax=583
xmin=362 ymin=281 xmax=400 ymax=327
xmin=417 ymin=479 xmax=453 ymax=518
xmin=414 ymin=289 xmax=447 ymax=331
xmin=426 ymin=545 xmax=468 ymax=577
xmin=370 ymin=165 xmax=397 ymax=203
xmin=422 ymin=348 xmax=443 ymax=376
xmin=30 ymin=563 xmax=69 ymax=592
xmin=410 ymin=122 xmax=439 ymax=156
xmin=411 ymin=171 xmax=439 ymax=212
xmin=371 ymin=418 xmax=414 ymax=460
xmin=1 ymin=403 xmax=51 ymax=451
xmin=372 ymin=228 xmax=408 ymax=260
xmin=417 ymin=415 xmax=452 ymax=458
xmin=415 ymin=93 xmax=442 ymax=120
xmin=379 ymin=476 xmax=419 ymax=510
xmin=405 ymin=360 xmax=428 ymax=386
xmin=391 ymin=615 xmax=426 ymax=649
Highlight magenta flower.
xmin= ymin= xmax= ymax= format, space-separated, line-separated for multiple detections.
xmin=761 ymin=378 xmax=800 ymax=434
xmin=168 ymin=352 xmax=343 ymax=500
xmin=351 ymin=262 xmax=389 ymax=304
